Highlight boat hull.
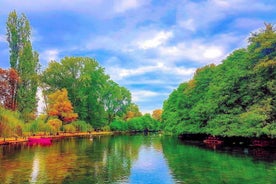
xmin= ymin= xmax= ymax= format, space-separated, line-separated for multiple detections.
xmin=28 ymin=137 xmax=52 ymax=145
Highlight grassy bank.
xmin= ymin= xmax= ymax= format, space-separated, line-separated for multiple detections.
xmin=0 ymin=131 xmax=113 ymax=145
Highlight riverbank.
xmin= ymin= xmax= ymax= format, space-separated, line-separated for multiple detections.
xmin=0 ymin=131 xmax=113 ymax=145
xmin=178 ymin=133 xmax=276 ymax=148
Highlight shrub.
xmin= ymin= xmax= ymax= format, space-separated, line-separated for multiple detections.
xmin=0 ymin=107 xmax=24 ymax=138
xmin=47 ymin=119 xmax=62 ymax=134
xmin=110 ymin=120 xmax=128 ymax=131
xmin=72 ymin=120 xmax=93 ymax=132
xmin=63 ymin=124 xmax=76 ymax=133
xmin=102 ymin=125 xmax=110 ymax=132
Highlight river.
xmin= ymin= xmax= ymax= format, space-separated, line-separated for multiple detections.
xmin=0 ymin=134 xmax=275 ymax=183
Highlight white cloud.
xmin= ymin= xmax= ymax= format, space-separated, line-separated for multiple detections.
xmin=176 ymin=0 xmax=273 ymax=33
xmin=233 ymin=18 xmax=264 ymax=30
xmin=0 ymin=0 xmax=148 ymax=18
xmin=31 ymin=28 xmax=42 ymax=43
xmin=132 ymin=90 xmax=167 ymax=102
xmin=0 ymin=0 xmax=103 ymax=13
xmin=179 ymin=19 xmax=196 ymax=32
xmin=114 ymin=0 xmax=141 ymax=13
xmin=0 ymin=34 xmax=6 ymax=42
xmin=85 ymin=29 xmax=173 ymax=53
xmin=40 ymin=49 xmax=60 ymax=63
xmin=211 ymin=0 xmax=230 ymax=7
xmin=119 ymin=79 xmax=170 ymax=85
xmin=1 ymin=0 xmax=274 ymax=114
xmin=158 ymin=41 xmax=225 ymax=64
xmin=227 ymin=0 xmax=273 ymax=12
xmin=85 ymin=36 xmax=118 ymax=50
xmin=136 ymin=31 xmax=173 ymax=49
xmin=106 ymin=63 xmax=195 ymax=81
xmin=203 ymin=47 xmax=224 ymax=59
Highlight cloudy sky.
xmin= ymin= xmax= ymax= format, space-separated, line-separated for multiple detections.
xmin=0 ymin=0 xmax=276 ymax=113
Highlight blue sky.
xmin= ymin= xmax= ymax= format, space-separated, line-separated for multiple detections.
xmin=0 ymin=0 xmax=276 ymax=114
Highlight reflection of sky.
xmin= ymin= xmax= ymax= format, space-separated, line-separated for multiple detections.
xmin=30 ymin=153 xmax=39 ymax=183
xmin=129 ymin=146 xmax=175 ymax=184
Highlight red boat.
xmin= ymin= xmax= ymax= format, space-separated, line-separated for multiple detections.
xmin=28 ymin=137 xmax=52 ymax=145
xmin=252 ymin=139 xmax=270 ymax=147
xmin=203 ymin=136 xmax=223 ymax=145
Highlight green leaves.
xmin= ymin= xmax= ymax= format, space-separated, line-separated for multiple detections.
xmin=6 ymin=10 xmax=39 ymax=121
xmin=41 ymin=56 xmax=132 ymax=128
xmin=162 ymin=24 xmax=276 ymax=138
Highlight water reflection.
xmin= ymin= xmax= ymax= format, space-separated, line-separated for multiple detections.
xmin=30 ymin=153 xmax=39 ymax=183
xmin=129 ymin=146 xmax=174 ymax=184
xmin=0 ymin=135 xmax=275 ymax=184
xmin=162 ymin=138 xmax=276 ymax=184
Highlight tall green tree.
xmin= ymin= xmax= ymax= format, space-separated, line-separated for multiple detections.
xmin=41 ymin=57 xmax=106 ymax=127
xmin=162 ymin=24 xmax=276 ymax=138
xmin=102 ymin=81 xmax=131 ymax=124
xmin=6 ymin=10 xmax=39 ymax=120
xmin=41 ymin=57 xmax=132 ymax=128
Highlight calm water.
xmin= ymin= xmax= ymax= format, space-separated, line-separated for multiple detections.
xmin=0 ymin=134 xmax=275 ymax=184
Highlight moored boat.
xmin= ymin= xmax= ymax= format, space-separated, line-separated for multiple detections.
xmin=203 ymin=136 xmax=223 ymax=145
xmin=28 ymin=137 xmax=52 ymax=144
xmin=251 ymin=139 xmax=270 ymax=147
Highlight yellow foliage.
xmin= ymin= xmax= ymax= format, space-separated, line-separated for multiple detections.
xmin=47 ymin=119 xmax=62 ymax=133
xmin=0 ymin=107 xmax=24 ymax=137
xmin=47 ymin=88 xmax=78 ymax=124
xmin=152 ymin=109 xmax=163 ymax=121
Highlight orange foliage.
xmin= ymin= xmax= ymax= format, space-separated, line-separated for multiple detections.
xmin=47 ymin=119 xmax=62 ymax=132
xmin=187 ymin=79 xmax=195 ymax=89
xmin=152 ymin=109 xmax=163 ymax=121
xmin=48 ymin=88 xmax=78 ymax=124
xmin=124 ymin=111 xmax=135 ymax=121
xmin=0 ymin=68 xmax=19 ymax=110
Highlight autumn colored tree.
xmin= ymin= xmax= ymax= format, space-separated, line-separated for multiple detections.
xmin=0 ymin=68 xmax=19 ymax=110
xmin=41 ymin=57 xmax=108 ymax=128
xmin=47 ymin=89 xmax=78 ymax=125
xmin=6 ymin=10 xmax=39 ymax=120
xmin=152 ymin=109 xmax=163 ymax=122
xmin=41 ymin=57 xmax=134 ymax=128
xmin=124 ymin=103 xmax=142 ymax=121
xmin=47 ymin=119 xmax=62 ymax=134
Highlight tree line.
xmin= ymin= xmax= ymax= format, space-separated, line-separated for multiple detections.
xmin=3 ymin=11 xmax=274 ymax=139
xmin=162 ymin=24 xmax=276 ymax=138
xmin=0 ymin=11 xmax=162 ymax=139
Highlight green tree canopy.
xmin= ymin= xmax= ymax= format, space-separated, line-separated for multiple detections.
xmin=6 ymin=10 xmax=39 ymax=121
xmin=162 ymin=24 xmax=276 ymax=138
xmin=41 ymin=56 xmax=132 ymax=128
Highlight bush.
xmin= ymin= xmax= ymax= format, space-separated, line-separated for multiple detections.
xmin=72 ymin=120 xmax=93 ymax=132
xmin=47 ymin=119 xmax=62 ymax=134
xmin=128 ymin=117 xmax=143 ymax=131
xmin=127 ymin=115 xmax=161 ymax=132
xmin=28 ymin=119 xmax=51 ymax=134
xmin=63 ymin=124 xmax=76 ymax=133
xmin=110 ymin=120 xmax=128 ymax=131
xmin=0 ymin=107 xmax=24 ymax=138
xmin=102 ymin=125 xmax=110 ymax=132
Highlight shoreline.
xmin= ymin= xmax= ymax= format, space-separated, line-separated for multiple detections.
xmin=0 ymin=131 xmax=113 ymax=146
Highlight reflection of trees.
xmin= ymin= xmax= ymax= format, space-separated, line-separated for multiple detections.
xmin=161 ymin=137 xmax=276 ymax=184
xmin=42 ymin=138 xmax=78 ymax=183
xmin=63 ymin=135 xmax=145 ymax=183
xmin=0 ymin=144 xmax=34 ymax=183
xmin=0 ymin=139 xmax=79 ymax=183
xmin=0 ymin=136 xmax=144 ymax=183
